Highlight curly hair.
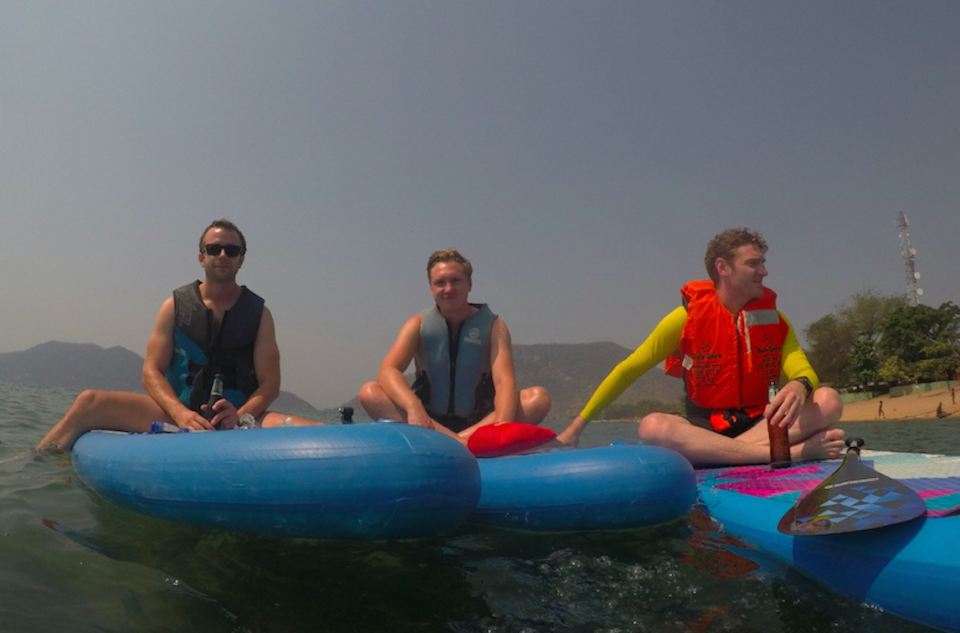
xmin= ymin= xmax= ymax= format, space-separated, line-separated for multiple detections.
xmin=704 ymin=227 xmax=767 ymax=283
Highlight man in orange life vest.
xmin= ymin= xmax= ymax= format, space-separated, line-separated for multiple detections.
xmin=558 ymin=228 xmax=845 ymax=467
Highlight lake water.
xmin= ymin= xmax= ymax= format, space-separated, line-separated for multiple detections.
xmin=2 ymin=379 xmax=958 ymax=633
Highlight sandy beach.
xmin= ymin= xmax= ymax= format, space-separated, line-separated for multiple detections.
xmin=842 ymin=386 xmax=959 ymax=422
xmin=592 ymin=386 xmax=960 ymax=424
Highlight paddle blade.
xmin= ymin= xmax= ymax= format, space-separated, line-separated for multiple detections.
xmin=778 ymin=444 xmax=927 ymax=535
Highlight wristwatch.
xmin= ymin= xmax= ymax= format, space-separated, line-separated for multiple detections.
xmin=792 ymin=376 xmax=814 ymax=397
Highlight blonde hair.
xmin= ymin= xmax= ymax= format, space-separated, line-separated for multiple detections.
xmin=427 ymin=248 xmax=473 ymax=281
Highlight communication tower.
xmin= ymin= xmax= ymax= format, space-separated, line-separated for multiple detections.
xmin=896 ymin=211 xmax=923 ymax=306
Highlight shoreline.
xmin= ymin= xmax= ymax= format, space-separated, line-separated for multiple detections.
xmin=840 ymin=387 xmax=958 ymax=422
xmin=591 ymin=387 xmax=960 ymax=424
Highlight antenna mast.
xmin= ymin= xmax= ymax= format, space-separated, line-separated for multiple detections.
xmin=896 ymin=211 xmax=923 ymax=306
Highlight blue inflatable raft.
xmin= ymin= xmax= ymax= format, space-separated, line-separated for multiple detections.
xmin=73 ymin=424 xmax=482 ymax=540
xmin=472 ymin=443 xmax=697 ymax=531
xmin=696 ymin=451 xmax=960 ymax=632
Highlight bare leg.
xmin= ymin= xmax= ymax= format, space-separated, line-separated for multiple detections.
xmin=639 ymin=388 xmax=845 ymax=468
xmin=359 ymin=382 xmax=551 ymax=427
xmin=357 ymin=381 xmax=462 ymax=441
xmin=726 ymin=387 xmax=843 ymax=446
xmin=260 ymin=412 xmax=324 ymax=427
xmin=37 ymin=390 xmax=171 ymax=451
xmin=357 ymin=381 xmax=407 ymax=422
xmin=516 ymin=386 xmax=552 ymax=426
xmin=456 ymin=386 xmax=552 ymax=439
xmin=358 ymin=381 xmax=553 ymax=445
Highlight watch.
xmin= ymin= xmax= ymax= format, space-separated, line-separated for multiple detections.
xmin=792 ymin=376 xmax=814 ymax=397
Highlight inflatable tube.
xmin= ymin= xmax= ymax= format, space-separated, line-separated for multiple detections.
xmin=696 ymin=451 xmax=960 ymax=632
xmin=73 ymin=424 xmax=481 ymax=540
xmin=472 ymin=443 xmax=696 ymax=531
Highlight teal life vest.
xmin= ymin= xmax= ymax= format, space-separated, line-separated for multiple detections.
xmin=413 ymin=303 xmax=497 ymax=420
xmin=165 ymin=281 xmax=265 ymax=412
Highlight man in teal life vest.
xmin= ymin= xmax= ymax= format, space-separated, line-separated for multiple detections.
xmin=358 ymin=248 xmax=551 ymax=442
xmin=37 ymin=220 xmax=316 ymax=451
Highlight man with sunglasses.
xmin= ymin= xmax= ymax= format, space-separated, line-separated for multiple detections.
xmin=38 ymin=220 xmax=313 ymax=450
xmin=357 ymin=248 xmax=551 ymax=442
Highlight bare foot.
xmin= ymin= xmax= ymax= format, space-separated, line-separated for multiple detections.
xmin=794 ymin=428 xmax=846 ymax=462
xmin=260 ymin=413 xmax=325 ymax=428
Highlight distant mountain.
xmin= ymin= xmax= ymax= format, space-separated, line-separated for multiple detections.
xmin=512 ymin=342 xmax=682 ymax=419
xmin=0 ymin=341 xmax=145 ymax=392
xmin=0 ymin=341 xmax=326 ymax=419
xmin=2 ymin=340 xmax=681 ymax=422
xmin=341 ymin=341 xmax=683 ymax=421
xmin=271 ymin=391 xmax=332 ymax=421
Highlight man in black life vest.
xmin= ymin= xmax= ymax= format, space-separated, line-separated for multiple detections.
xmin=38 ymin=219 xmax=317 ymax=450
xmin=358 ymin=248 xmax=551 ymax=443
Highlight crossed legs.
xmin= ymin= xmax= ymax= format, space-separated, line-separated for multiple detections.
xmin=358 ymin=381 xmax=551 ymax=441
xmin=639 ymin=388 xmax=845 ymax=468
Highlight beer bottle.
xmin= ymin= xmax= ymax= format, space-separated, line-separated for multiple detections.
xmin=767 ymin=382 xmax=792 ymax=469
xmin=205 ymin=373 xmax=224 ymax=423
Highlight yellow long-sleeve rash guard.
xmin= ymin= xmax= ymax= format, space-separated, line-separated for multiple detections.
xmin=578 ymin=306 xmax=819 ymax=421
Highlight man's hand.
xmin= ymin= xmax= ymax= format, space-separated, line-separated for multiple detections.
xmin=764 ymin=380 xmax=807 ymax=430
xmin=406 ymin=408 xmax=436 ymax=430
xmin=174 ymin=408 xmax=216 ymax=431
xmin=203 ymin=399 xmax=240 ymax=430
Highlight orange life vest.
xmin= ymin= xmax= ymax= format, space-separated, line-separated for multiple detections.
xmin=664 ymin=281 xmax=787 ymax=424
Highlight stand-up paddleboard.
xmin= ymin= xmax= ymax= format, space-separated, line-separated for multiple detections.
xmin=473 ymin=443 xmax=697 ymax=532
xmin=697 ymin=450 xmax=960 ymax=632
xmin=74 ymin=423 xmax=481 ymax=540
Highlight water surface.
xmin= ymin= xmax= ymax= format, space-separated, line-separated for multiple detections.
xmin=1 ymin=381 xmax=955 ymax=632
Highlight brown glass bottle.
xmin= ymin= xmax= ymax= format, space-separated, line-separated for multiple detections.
xmin=205 ymin=373 xmax=224 ymax=424
xmin=767 ymin=382 xmax=792 ymax=468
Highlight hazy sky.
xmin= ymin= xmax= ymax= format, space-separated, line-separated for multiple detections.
xmin=2 ymin=1 xmax=958 ymax=409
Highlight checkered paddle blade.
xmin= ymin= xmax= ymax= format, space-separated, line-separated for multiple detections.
xmin=779 ymin=444 xmax=927 ymax=535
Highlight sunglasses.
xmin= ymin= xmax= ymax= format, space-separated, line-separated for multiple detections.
xmin=203 ymin=244 xmax=244 ymax=258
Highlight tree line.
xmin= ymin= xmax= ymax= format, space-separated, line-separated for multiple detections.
xmin=804 ymin=290 xmax=960 ymax=390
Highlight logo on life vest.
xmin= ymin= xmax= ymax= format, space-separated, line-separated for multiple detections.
xmin=464 ymin=327 xmax=482 ymax=345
